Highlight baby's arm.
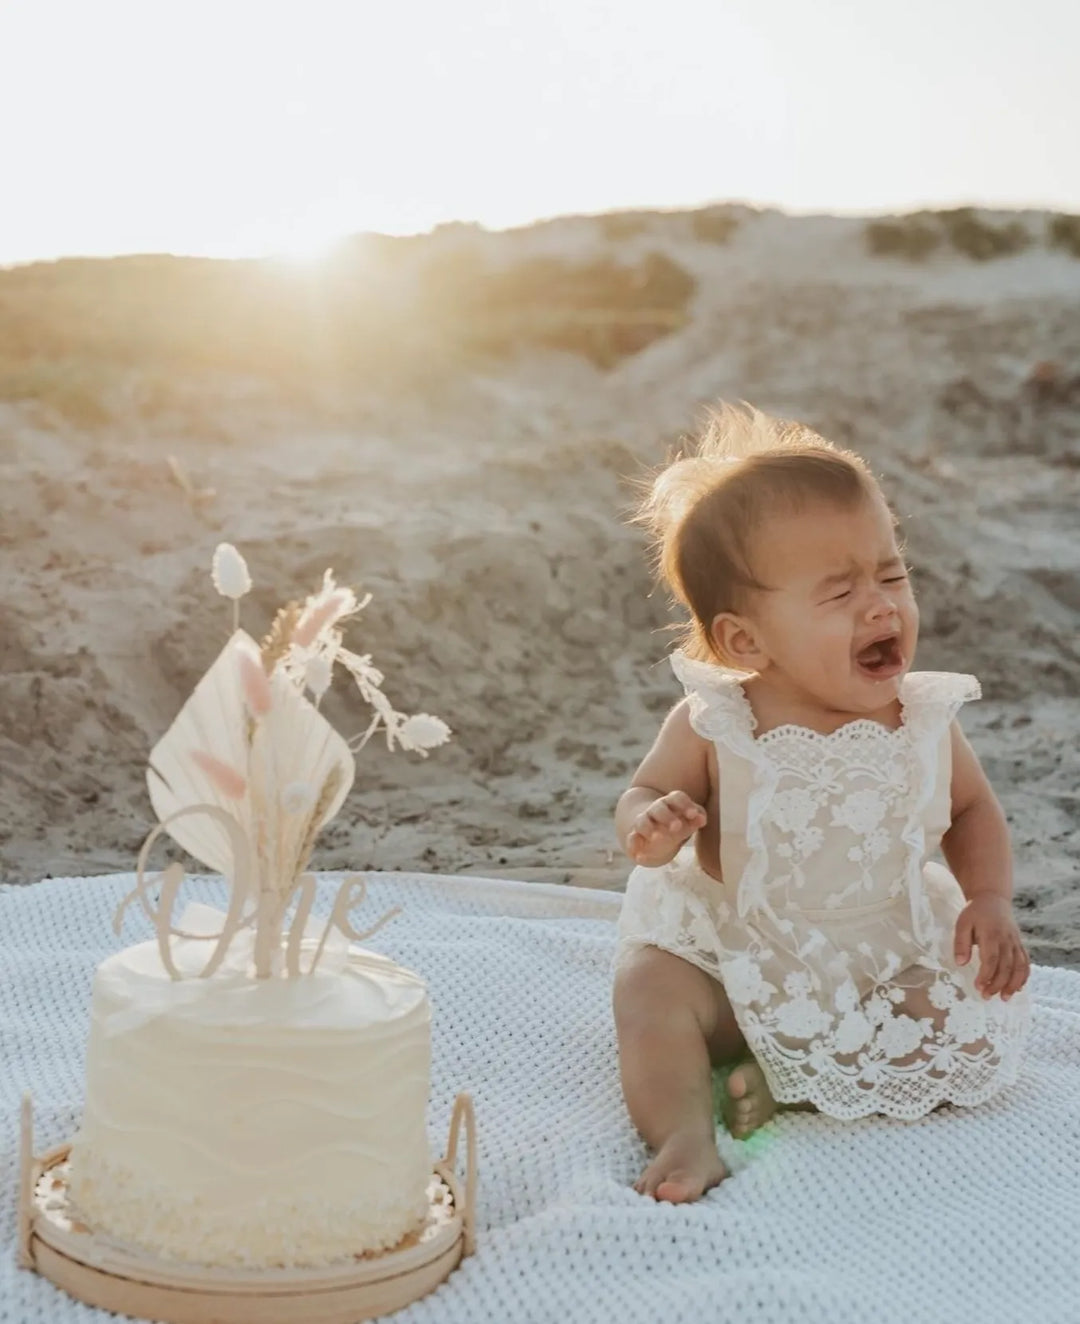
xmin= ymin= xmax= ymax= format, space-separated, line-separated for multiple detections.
xmin=615 ymin=700 xmax=710 ymax=868
xmin=942 ymin=720 xmax=1030 ymax=1000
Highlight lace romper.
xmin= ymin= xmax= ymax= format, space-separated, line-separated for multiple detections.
xmin=616 ymin=651 xmax=1030 ymax=1120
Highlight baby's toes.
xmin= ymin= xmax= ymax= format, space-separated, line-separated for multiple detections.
xmin=724 ymin=1059 xmax=777 ymax=1139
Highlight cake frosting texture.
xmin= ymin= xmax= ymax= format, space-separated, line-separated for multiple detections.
xmin=68 ymin=925 xmax=432 ymax=1267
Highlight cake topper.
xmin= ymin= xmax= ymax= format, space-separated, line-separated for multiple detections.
xmin=115 ymin=544 xmax=451 ymax=979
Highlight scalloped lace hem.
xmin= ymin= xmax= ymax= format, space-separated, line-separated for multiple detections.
xmin=755 ymin=1033 xmax=1028 ymax=1121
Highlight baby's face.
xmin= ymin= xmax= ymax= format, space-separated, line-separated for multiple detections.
xmin=740 ymin=495 xmax=919 ymax=715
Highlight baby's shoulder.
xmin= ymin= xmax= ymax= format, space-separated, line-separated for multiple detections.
xmin=656 ymin=695 xmax=712 ymax=749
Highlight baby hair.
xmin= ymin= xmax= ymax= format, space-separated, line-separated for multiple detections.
xmin=636 ymin=403 xmax=887 ymax=665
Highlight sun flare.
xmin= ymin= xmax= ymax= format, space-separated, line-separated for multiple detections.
xmin=269 ymin=229 xmax=350 ymax=268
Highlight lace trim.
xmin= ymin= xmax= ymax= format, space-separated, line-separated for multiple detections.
xmin=746 ymin=985 xmax=1029 ymax=1121
xmin=669 ymin=652 xmax=980 ymax=750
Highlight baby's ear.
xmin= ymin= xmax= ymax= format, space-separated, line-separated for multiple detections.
xmin=710 ymin=613 xmax=766 ymax=670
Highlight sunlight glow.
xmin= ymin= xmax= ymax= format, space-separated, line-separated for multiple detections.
xmin=2 ymin=0 xmax=1080 ymax=267
xmin=269 ymin=229 xmax=350 ymax=268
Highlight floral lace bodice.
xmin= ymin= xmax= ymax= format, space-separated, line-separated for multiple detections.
xmin=672 ymin=651 xmax=973 ymax=951
xmin=616 ymin=652 xmax=1030 ymax=1120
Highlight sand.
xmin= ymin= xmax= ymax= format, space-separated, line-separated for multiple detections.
xmin=1 ymin=207 xmax=1078 ymax=967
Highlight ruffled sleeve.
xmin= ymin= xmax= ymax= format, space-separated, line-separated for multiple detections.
xmin=900 ymin=671 xmax=981 ymax=741
xmin=668 ymin=650 xmax=757 ymax=747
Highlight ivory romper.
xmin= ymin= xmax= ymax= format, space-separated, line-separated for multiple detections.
xmin=616 ymin=652 xmax=1030 ymax=1120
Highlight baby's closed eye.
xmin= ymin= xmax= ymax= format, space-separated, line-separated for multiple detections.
xmin=826 ymin=573 xmax=908 ymax=604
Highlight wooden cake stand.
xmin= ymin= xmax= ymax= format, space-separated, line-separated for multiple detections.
xmin=17 ymin=1092 xmax=477 ymax=1324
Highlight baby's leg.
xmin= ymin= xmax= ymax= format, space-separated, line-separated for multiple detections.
xmin=614 ymin=945 xmax=757 ymax=1200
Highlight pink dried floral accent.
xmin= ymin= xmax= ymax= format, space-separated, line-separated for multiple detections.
xmin=237 ymin=645 xmax=273 ymax=717
xmin=191 ymin=750 xmax=248 ymax=800
xmin=292 ymin=591 xmax=352 ymax=649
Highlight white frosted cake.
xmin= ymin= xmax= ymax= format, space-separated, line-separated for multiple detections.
xmin=68 ymin=925 xmax=432 ymax=1267
xmin=64 ymin=545 xmax=451 ymax=1270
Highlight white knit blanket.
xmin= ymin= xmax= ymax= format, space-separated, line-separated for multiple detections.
xmin=2 ymin=872 xmax=1079 ymax=1324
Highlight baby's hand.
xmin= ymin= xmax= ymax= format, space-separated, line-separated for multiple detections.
xmin=626 ymin=791 xmax=707 ymax=868
xmin=954 ymin=894 xmax=1031 ymax=1001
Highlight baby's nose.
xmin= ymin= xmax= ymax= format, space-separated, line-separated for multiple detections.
xmin=866 ymin=587 xmax=897 ymax=618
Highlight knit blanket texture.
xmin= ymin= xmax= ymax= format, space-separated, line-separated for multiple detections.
xmin=1 ymin=871 xmax=1078 ymax=1324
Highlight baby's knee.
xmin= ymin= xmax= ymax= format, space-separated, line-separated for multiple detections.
xmin=613 ymin=945 xmax=718 ymax=1037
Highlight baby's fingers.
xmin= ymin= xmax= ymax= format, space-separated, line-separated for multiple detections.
xmin=646 ymin=804 xmax=697 ymax=836
xmin=1003 ymin=946 xmax=1031 ymax=1000
xmin=626 ymin=829 xmax=654 ymax=862
xmin=645 ymin=802 xmax=682 ymax=833
xmin=629 ymin=812 xmax=661 ymax=844
xmin=954 ymin=912 xmax=975 ymax=966
xmin=665 ymin=792 xmax=707 ymax=826
xmin=975 ymin=935 xmax=1001 ymax=995
xmin=985 ymin=945 xmax=1014 ymax=999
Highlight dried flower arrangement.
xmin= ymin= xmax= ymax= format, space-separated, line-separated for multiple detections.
xmin=117 ymin=544 xmax=451 ymax=979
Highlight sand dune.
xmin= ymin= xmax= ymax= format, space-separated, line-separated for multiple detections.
xmin=1 ymin=207 xmax=1077 ymax=966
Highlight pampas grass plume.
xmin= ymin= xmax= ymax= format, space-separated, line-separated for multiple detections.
xmin=211 ymin=543 xmax=252 ymax=601
xmin=293 ymin=590 xmax=352 ymax=649
xmin=237 ymin=644 xmax=273 ymax=716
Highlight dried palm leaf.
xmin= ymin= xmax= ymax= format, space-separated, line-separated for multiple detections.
xmin=146 ymin=630 xmax=255 ymax=874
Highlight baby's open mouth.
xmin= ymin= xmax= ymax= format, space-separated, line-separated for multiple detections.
xmin=855 ymin=633 xmax=904 ymax=679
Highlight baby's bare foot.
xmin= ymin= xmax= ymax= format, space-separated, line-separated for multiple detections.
xmin=724 ymin=1058 xmax=777 ymax=1139
xmin=634 ymin=1129 xmax=728 ymax=1203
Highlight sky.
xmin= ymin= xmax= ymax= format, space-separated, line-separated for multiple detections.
xmin=2 ymin=0 xmax=1079 ymax=267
